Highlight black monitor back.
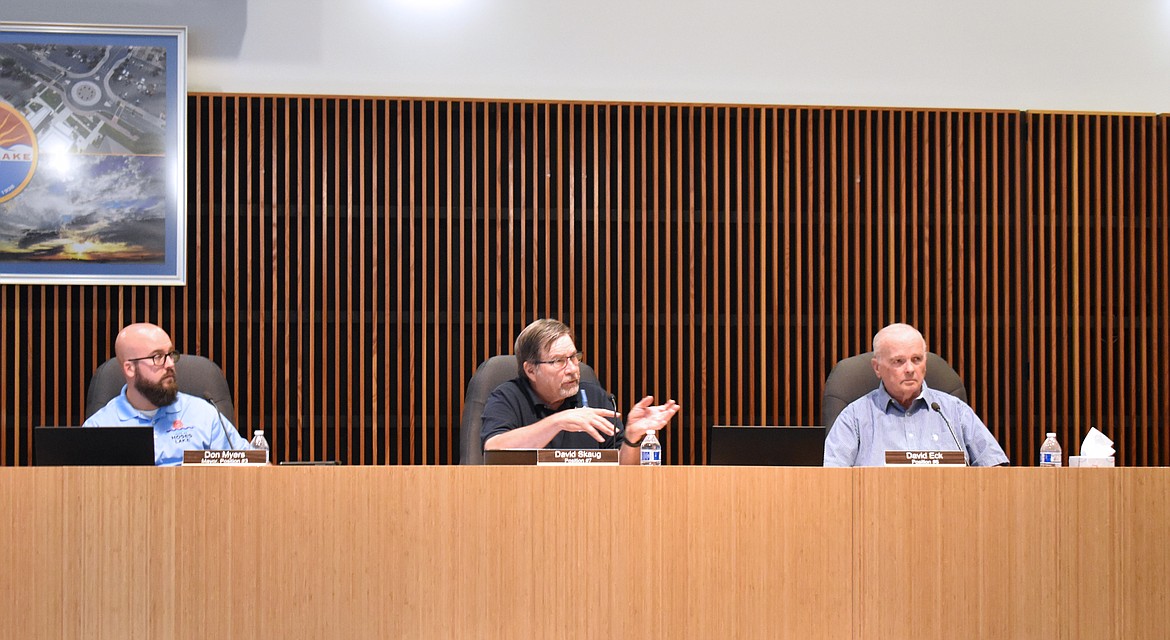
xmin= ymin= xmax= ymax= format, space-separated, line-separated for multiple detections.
xmin=34 ymin=426 xmax=155 ymax=466
xmin=708 ymin=425 xmax=825 ymax=466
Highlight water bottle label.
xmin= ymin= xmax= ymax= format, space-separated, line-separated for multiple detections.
xmin=640 ymin=449 xmax=661 ymax=464
xmin=1040 ymin=452 xmax=1060 ymax=465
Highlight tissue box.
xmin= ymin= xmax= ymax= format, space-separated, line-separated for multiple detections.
xmin=1069 ymin=456 xmax=1115 ymax=467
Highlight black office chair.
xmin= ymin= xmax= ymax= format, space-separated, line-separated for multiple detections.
xmin=821 ymin=351 xmax=967 ymax=433
xmin=85 ymin=354 xmax=237 ymax=425
xmin=458 ymin=355 xmax=600 ymax=465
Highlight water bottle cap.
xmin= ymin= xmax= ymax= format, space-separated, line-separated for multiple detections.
xmin=1046 ymin=432 xmax=1055 ymax=438
xmin=255 ymin=430 xmax=264 ymax=436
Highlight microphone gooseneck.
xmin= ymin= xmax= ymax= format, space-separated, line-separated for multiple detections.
xmin=202 ymin=393 xmax=236 ymax=449
xmin=609 ymin=393 xmax=622 ymax=450
xmin=580 ymin=387 xmax=623 ymax=450
xmin=931 ymin=401 xmax=969 ymax=466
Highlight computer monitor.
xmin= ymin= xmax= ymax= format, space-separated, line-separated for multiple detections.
xmin=708 ymin=425 xmax=826 ymax=466
xmin=33 ymin=426 xmax=156 ymax=466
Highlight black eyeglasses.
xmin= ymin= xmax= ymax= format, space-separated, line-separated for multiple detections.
xmin=533 ymin=352 xmax=584 ymax=370
xmin=126 ymin=351 xmax=180 ymax=367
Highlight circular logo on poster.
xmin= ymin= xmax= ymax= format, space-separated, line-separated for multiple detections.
xmin=0 ymin=101 xmax=38 ymax=204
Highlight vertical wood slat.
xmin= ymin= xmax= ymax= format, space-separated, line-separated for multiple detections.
xmin=794 ymin=108 xmax=807 ymax=424
xmin=246 ymin=97 xmax=257 ymax=449
xmin=340 ymin=99 xmax=351 ymax=463
xmin=424 ymin=99 xmax=434 ymax=464
xmin=1131 ymin=118 xmax=1144 ymax=465
xmin=1 ymin=98 xmax=1167 ymax=467
xmin=1010 ymin=114 xmax=1025 ymax=461
xmin=346 ymin=99 xmax=358 ymax=463
xmin=304 ymin=97 xmax=315 ymax=460
xmin=390 ymin=99 xmax=401 ymax=464
xmin=362 ymin=98 xmax=374 ymax=462
xmin=447 ymin=100 xmax=458 ymax=464
xmin=276 ymin=97 xmax=288 ymax=460
xmin=1156 ymin=114 xmax=1167 ymax=467
xmin=231 ymin=96 xmax=243 ymax=439
xmin=1024 ymin=113 xmax=1036 ymax=460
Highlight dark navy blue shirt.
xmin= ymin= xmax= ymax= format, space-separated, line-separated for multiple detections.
xmin=480 ymin=375 xmax=624 ymax=451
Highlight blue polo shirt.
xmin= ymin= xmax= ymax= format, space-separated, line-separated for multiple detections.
xmin=83 ymin=386 xmax=251 ymax=466
xmin=823 ymin=381 xmax=1010 ymax=467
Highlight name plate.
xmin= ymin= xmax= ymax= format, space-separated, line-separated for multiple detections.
xmin=885 ymin=450 xmax=967 ymax=466
xmin=536 ymin=449 xmax=620 ymax=465
xmin=183 ymin=450 xmax=268 ymax=465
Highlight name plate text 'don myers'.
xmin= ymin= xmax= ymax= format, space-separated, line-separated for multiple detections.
xmin=536 ymin=449 xmax=620 ymax=465
xmin=183 ymin=450 xmax=268 ymax=465
xmin=885 ymin=450 xmax=967 ymax=466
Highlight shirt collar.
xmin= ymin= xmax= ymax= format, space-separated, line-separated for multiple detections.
xmin=876 ymin=380 xmax=932 ymax=415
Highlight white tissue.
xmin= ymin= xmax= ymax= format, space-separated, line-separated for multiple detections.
xmin=1080 ymin=427 xmax=1115 ymax=457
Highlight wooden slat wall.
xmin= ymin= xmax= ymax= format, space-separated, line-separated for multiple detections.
xmin=1 ymin=98 xmax=1166 ymax=466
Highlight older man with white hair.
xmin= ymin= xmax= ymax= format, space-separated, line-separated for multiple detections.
xmin=823 ymin=323 xmax=1009 ymax=467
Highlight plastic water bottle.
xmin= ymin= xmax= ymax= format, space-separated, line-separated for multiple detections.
xmin=640 ymin=430 xmax=662 ymax=466
xmin=1039 ymin=432 xmax=1061 ymax=467
xmin=250 ymin=430 xmax=270 ymax=464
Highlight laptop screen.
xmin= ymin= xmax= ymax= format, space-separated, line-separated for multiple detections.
xmin=708 ymin=425 xmax=826 ymax=466
xmin=34 ymin=426 xmax=156 ymax=466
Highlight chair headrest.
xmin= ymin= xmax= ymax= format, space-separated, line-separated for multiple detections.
xmin=821 ymin=351 xmax=967 ymax=430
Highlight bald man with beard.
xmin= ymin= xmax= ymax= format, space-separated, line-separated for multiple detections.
xmin=83 ymin=322 xmax=251 ymax=466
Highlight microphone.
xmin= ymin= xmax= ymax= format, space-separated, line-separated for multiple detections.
xmin=931 ymin=401 xmax=968 ymax=465
xmin=202 ymin=393 xmax=237 ymax=450
xmin=608 ymin=393 xmax=623 ymax=450
xmin=579 ymin=388 xmax=623 ymax=449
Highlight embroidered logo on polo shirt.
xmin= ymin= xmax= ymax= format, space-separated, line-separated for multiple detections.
xmin=169 ymin=419 xmax=194 ymax=444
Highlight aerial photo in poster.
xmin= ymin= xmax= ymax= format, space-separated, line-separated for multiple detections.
xmin=0 ymin=23 xmax=185 ymax=285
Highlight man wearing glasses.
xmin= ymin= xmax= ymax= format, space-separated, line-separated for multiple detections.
xmin=83 ymin=322 xmax=251 ymax=465
xmin=481 ymin=318 xmax=679 ymax=465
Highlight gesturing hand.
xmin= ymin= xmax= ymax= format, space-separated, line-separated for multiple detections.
xmin=625 ymin=396 xmax=680 ymax=441
xmin=554 ymin=407 xmax=621 ymax=443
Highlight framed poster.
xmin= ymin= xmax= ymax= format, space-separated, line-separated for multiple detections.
xmin=0 ymin=22 xmax=186 ymax=285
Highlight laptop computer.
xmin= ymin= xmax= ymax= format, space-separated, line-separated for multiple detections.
xmin=33 ymin=426 xmax=156 ymax=466
xmin=708 ymin=425 xmax=826 ymax=466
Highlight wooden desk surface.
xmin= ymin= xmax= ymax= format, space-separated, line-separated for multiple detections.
xmin=1 ymin=466 xmax=1166 ymax=639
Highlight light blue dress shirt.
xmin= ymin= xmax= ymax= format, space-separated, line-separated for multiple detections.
xmin=83 ymin=386 xmax=251 ymax=466
xmin=823 ymin=381 xmax=1010 ymax=467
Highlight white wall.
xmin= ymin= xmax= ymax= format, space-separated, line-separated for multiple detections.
xmin=6 ymin=0 xmax=1170 ymax=112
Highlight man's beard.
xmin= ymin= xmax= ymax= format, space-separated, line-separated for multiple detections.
xmin=135 ymin=374 xmax=178 ymax=408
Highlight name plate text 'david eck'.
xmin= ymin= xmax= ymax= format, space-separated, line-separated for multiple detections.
xmin=885 ymin=450 xmax=967 ymax=466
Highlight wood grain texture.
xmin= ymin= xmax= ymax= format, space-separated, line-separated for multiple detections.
xmin=1 ymin=100 xmax=1167 ymax=467
xmin=2 ymin=467 xmax=1167 ymax=639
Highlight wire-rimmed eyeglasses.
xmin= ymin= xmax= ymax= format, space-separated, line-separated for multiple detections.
xmin=533 ymin=352 xmax=584 ymax=370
